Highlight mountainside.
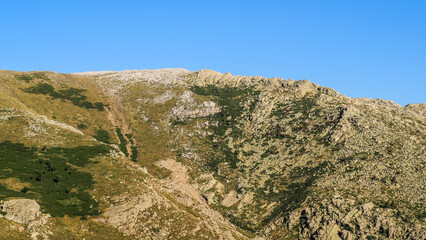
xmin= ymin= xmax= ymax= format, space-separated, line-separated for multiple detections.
xmin=0 ymin=68 xmax=424 ymax=240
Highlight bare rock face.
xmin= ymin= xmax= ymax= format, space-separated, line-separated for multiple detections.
xmin=74 ymin=68 xmax=193 ymax=95
xmin=221 ymin=191 xmax=239 ymax=207
xmin=1 ymin=199 xmax=41 ymax=224
xmin=171 ymin=90 xmax=221 ymax=120
xmin=0 ymin=199 xmax=51 ymax=240
xmin=102 ymin=195 xmax=154 ymax=236
xmin=274 ymin=196 xmax=426 ymax=240
xmin=172 ymin=101 xmax=220 ymax=120
xmin=74 ymin=68 xmax=192 ymax=85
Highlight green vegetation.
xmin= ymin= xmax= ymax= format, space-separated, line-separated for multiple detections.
xmin=191 ymin=85 xmax=260 ymax=170
xmin=172 ymin=120 xmax=186 ymax=125
xmin=256 ymin=162 xmax=332 ymax=231
xmin=20 ymin=187 xmax=29 ymax=193
xmin=131 ymin=146 xmax=139 ymax=162
xmin=0 ymin=184 xmax=31 ymax=199
xmin=77 ymin=124 xmax=88 ymax=129
xmin=115 ymin=127 xmax=128 ymax=157
xmin=226 ymin=213 xmax=257 ymax=233
xmin=114 ymin=128 xmax=138 ymax=160
xmin=243 ymin=150 xmax=256 ymax=156
xmin=15 ymin=74 xmax=33 ymax=82
xmin=125 ymin=134 xmax=134 ymax=144
xmin=191 ymin=85 xmax=259 ymax=137
xmin=271 ymin=95 xmax=317 ymax=119
xmin=261 ymin=146 xmax=278 ymax=158
xmin=0 ymin=141 xmax=110 ymax=217
xmin=149 ymin=164 xmax=171 ymax=179
xmin=31 ymin=72 xmax=49 ymax=80
xmin=269 ymin=94 xmax=340 ymax=150
xmin=14 ymin=72 xmax=49 ymax=83
xmin=23 ymin=83 xmax=107 ymax=111
xmin=93 ymin=128 xmax=110 ymax=143
xmin=379 ymin=226 xmax=390 ymax=237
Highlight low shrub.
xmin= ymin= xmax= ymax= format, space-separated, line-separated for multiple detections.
xmin=0 ymin=141 xmax=110 ymax=217
xmin=93 ymin=128 xmax=111 ymax=143
xmin=23 ymin=83 xmax=107 ymax=111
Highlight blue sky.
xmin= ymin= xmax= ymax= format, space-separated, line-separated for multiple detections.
xmin=0 ymin=0 xmax=424 ymax=105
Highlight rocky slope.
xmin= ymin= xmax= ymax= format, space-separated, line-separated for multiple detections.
xmin=0 ymin=69 xmax=424 ymax=239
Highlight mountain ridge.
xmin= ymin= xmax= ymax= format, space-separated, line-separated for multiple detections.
xmin=0 ymin=69 xmax=424 ymax=239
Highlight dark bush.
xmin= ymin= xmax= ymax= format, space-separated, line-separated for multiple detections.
xmin=32 ymin=72 xmax=49 ymax=80
xmin=116 ymin=127 xmax=128 ymax=156
xmin=131 ymin=146 xmax=139 ymax=162
xmin=93 ymin=128 xmax=111 ymax=143
xmin=23 ymin=83 xmax=107 ymax=111
xmin=15 ymin=74 xmax=33 ymax=82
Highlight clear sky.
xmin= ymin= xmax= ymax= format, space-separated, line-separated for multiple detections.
xmin=1 ymin=0 xmax=425 ymax=105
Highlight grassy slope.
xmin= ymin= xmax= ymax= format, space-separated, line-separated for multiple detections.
xmin=0 ymin=70 xmax=244 ymax=239
xmin=0 ymin=70 xmax=116 ymax=147
xmin=0 ymin=70 xmax=129 ymax=239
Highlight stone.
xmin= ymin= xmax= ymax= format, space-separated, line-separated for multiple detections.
xmin=1 ymin=199 xmax=41 ymax=224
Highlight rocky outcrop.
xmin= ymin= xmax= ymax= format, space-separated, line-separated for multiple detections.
xmin=170 ymin=90 xmax=221 ymax=120
xmin=74 ymin=68 xmax=192 ymax=95
xmin=172 ymin=100 xmax=220 ymax=120
xmin=264 ymin=196 xmax=425 ymax=240
xmin=1 ymin=199 xmax=41 ymax=224
xmin=0 ymin=199 xmax=51 ymax=240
